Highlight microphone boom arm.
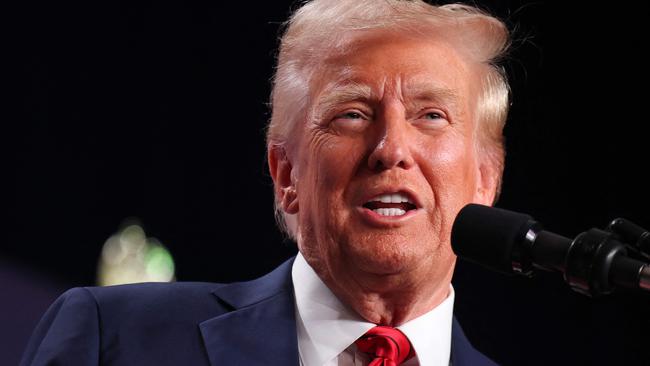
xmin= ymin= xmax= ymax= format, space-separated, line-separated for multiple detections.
xmin=451 ymin=204 xmax=650 ymax=297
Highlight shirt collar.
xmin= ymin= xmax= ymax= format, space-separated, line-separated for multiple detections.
xmin=292 ymin=253 xmax=454 ymax=366
xmin=292 ymin=253 xmax=375 ymax=366
xmin=397 ymin=286 xmax=454 ymax=366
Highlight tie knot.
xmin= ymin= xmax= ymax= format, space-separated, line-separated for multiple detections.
xmin=355 ymin=326 xmax=414 ymax=366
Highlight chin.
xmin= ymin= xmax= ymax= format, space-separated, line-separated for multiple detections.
xmin=342 ymin=234 xmax=432 ymax=275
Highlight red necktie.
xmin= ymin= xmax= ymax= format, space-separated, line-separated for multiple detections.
xmin=355 ymin=326 xmax=414 ymax=366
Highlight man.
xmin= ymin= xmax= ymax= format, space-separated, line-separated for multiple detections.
xmin=21 ymin=0 xmax=509 ymax=365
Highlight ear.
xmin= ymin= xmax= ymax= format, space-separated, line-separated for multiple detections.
xmin=268 ymin=145 xmax=299 ymax=214
xmin=473 ymin=158 xmax=499 ymax=206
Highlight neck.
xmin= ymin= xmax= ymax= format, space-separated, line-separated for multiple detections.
xmin=321 ymin=264 xmax=454 ymax=326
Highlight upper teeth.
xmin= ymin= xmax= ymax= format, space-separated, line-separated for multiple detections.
xmin=369 ymin=193 xmax=414 ymax=204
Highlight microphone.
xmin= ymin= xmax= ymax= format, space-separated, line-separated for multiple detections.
xmin=451 ymin=204 xmax=650 ymax=297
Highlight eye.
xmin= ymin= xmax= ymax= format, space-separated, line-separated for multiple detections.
xmin=330 ymin=109 xmax=370 ymax=132
xmin=337 ymin=111 xmax=364 ymax=120
xmin=423 ymin=112 xmax=443 ymax=120
xmin=414 ymin=109 xmax=449 ymax=129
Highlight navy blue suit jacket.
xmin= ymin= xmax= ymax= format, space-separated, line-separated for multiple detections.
xmin=21 ymin=258 xmax=497 ymax=365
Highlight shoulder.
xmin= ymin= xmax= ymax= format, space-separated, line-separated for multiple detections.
xmin=37 ymin=282 xmax=231 ymax=340
xmin=83 ymin=281 xmax=224 ymax=307
xmin=69 ymin=281 xmax=228 ymax=326
xmin=20 ymin=282 xmax=229 ymax=366
xmin=21 ymin=259 xmax=297 ymax=366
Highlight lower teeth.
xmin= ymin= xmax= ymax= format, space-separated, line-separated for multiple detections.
xmin=372 ymin=208 xmax=406 ymax=216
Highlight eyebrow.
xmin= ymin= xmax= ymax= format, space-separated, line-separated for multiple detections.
xmin=403 ymin=81 xmax=460 ymax=109
xmin=311 ymin=80 xmax=460 ymax=122
xmin=311 ymin=82 xmax=374 ymax=122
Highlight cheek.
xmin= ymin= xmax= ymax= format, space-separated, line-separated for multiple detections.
xmin=317 ymin=138 xmax=363 ymax=188
xmin=420 ymin=137 xmax=478 ymax=199
xmin=296 ymin=136 xmax=364 ymax=255
xmin=297 ymin=133 xmax=362 ymax=214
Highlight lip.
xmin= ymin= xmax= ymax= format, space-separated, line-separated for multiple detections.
xmin=356 ymin=205 xmax=423 ymax=228
xmin=355 ymin=186 xmax=424 ymax=228
xmin=358 ymin=187 xmax=423 ymax=209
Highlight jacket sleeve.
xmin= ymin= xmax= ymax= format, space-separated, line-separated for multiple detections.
xmin=20 ymin=287 xmax=101 ymax=366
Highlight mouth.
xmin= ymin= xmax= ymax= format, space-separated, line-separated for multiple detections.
xmin=361 ymin=192 xmax=419 ymax=217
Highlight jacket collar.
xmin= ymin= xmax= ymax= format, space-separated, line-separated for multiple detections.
xmin=199 ymin=258 xmax=299 ymax=366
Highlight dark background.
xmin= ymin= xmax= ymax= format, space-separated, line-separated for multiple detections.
xmin=5 ymin=0 xmax=649 ymax=365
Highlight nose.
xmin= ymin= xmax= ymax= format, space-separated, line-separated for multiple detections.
xmin=367 ymin=111 xmax=415 ymax=171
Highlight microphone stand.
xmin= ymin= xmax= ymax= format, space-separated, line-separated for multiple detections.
xmin=522 ymin=218 xmax=650 ymax=297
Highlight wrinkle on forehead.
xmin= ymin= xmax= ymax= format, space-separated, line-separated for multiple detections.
xmin=313 ymin=35 xmax=469 ymax=94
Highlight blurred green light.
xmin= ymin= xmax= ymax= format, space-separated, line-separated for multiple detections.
xmin=145 ymin=245 xmax=175 ymax=282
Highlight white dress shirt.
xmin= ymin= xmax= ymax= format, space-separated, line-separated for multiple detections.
xmin=292 ymin=253 xmax=454 ymax=366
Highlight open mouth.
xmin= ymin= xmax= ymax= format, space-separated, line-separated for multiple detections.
xmin=362 ymin=193 xmax=418 ymax=217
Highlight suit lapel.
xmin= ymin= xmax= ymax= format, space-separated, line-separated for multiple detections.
xmin=199 ymin=258 xmax=299 ymax=366
xmin=450 ymin=317 xmax=498 ymax=366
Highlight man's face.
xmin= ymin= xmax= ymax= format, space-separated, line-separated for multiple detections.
xmin=278 ymin=34 xmax=497 ymax=294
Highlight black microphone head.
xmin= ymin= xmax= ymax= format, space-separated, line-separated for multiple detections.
xmin=451 ymin=204 xmax=537 ymax=274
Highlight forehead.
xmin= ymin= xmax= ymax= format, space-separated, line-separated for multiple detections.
xmin=311 ymin=32 xmax=481 ymax=101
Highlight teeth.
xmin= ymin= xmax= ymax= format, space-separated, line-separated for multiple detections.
xmin=370 ymin=193 xmax=413 ymax=204
xmin=373 ymin=208 xmax=407 ymax=216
